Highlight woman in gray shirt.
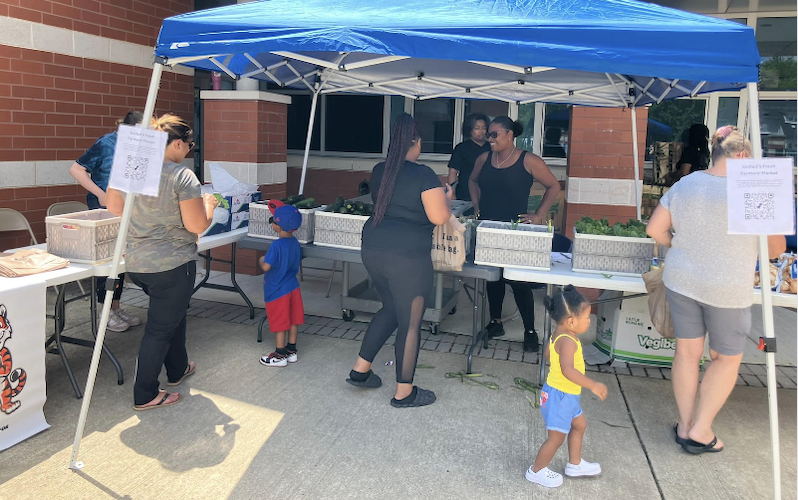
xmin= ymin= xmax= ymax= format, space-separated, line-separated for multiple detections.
xmin=647 ymin=125 xmax=785 ymax=455
xmin=107 ymin=114 xmax=218 ymax=411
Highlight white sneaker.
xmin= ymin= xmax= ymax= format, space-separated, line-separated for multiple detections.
xmin=259 ymin=352 xmax=288 ymax=367
xmin=114 ymin=309 xmax=141 ymax=327
xmin=564 ymin=459 xmax=602 ymax=477
xmin=101 ymin=311 xmax=129 ymax=333
xmin=525 ymin=466 xmax=563 ymax=488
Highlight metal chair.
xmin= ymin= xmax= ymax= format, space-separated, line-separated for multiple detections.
xmin=46 ymin=202 xmax=90 ymax=297
xmin=0 ymin=208 xmax=38 ymax=246
xmin=47 ymin=201 xmax=89 ymax=217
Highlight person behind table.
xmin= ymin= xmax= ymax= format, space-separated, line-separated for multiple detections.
xmin=526 ymin=285 xmax=607 ymax=488
xmin=69 ymin=111 xmax=143 ymax=333
xmin=106 ymin=114 xmax=219 ymax=411
xmin=647 ymin=125 xmax=786 ymax=454
xmin=448 ymin=112 xmax=490 ymax=202
xmin=468 ymin=116 xmax=561 ymax=352
xmin=347 ymin=113 xmax=452 ymax=408
xmin=259 ymin=201 xmax=304 ymax=367
xmin=666 ymin=124 xmax=709 ymax=186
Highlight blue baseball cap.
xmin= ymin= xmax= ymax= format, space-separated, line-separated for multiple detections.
xmin=274 ymin=204 xmax=302 ymax=232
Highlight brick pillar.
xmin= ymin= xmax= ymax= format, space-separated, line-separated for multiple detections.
xmin=563 ymin=106 xmax=648 ymax=235
xmin=201 ymin=90 xmax=291 ymax=275
xmin=563 ymin=106 xmax=648 ymax=306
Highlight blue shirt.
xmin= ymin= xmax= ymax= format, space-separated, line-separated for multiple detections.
xmin=263 ymin=237 xmax=301 ymax=303
xmin=76 ymin=132 xmax=117 ymax=209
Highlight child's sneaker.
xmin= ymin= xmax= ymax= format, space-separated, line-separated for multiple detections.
xmin=260 ymin=352 xmax=288 ymax=367
xmin=285 ymin=348 xmax=297 ymax=363
xmin=564 ymin=459 xmax=602 ymax=477
xmin=525 ymin=466 xmax=563 ymax=488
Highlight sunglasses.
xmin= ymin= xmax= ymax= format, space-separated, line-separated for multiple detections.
xmin=486 ymin=130 xmax=506 ymax=139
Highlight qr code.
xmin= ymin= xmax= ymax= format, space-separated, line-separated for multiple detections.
xmin=744 ymin=192 xmax=775 ymax=220
xmin=124 ymin=155 xmax=149 ymax=181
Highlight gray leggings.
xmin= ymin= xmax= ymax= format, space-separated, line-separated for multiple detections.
xmin=359 ymin=247 xmax=433 ymax=384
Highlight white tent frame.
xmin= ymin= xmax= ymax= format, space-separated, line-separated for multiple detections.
xmin=68 ymin=52 xmax=783 ymax=500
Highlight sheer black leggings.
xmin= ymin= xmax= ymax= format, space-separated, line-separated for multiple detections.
xmin=359 ymin=247 xmax=432 ymax=384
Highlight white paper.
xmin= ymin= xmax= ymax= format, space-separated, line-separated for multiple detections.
xmin=208 ymin=163 xmax=258 ymax=197
xmin=727 ymin=158 xmax=795 ymax=235
xmin=108 ymin=124 xmax=167 ymax=196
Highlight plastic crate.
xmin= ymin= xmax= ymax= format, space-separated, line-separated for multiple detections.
xmin=474 ymin=220 xmax=552 ymax=270
xmin=314 ymin=211 xmax=369 ymax=250
xmin=45 ymin=209 xmax=120 ymax=263
xmin=248 ymin=201 xmax=323 ymax=244
xmin=572 ymin=228 xmax=655 ymax=276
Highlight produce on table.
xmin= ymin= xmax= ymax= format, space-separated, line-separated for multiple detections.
xmin=574 ymin=216 xmax=649 ymax=238
xmin=278 ymin=194 xmax=322 ymax=209
xmin=779 ymin=255 xmax=797 ymax=294
xmin=325 ymin=196 xmax=373 ymax=216
xmin=754 ymin=261 xmax=779 ymax=288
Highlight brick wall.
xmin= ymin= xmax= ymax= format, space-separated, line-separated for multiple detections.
xmin=0 ymin=0 xmax=192 ymax=48
xmin=563 ymin=106 xmax=648 ymax=235
xmin=203 ymin=100 xmax=287 ymax=165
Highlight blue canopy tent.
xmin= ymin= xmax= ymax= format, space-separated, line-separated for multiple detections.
xmin=70 ymin=2 xmax=784 ymax=497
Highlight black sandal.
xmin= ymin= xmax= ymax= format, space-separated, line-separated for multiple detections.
xmin=682 ymin=435 xmax=724 ymax=455
xmin=390 ymin=386 xmax=436 ymax=408
xmin=673 ymin=424 xmax=688 ymax=446
xmin=346 ymin=370 xmax=382 ymax=388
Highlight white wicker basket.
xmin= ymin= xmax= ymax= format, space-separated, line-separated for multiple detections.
xmin=248 ymin=201 xmax=323 ymax=244
xmin=474 ymin=220 xmax=552 ymax=270
xmin=314 ymin=211 xmax=369 ymax=250
xmin=571 ymin=228 xmax=655 ymax=276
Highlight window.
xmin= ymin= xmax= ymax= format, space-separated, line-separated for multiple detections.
xmin=414 ymin=99 xmax=455 ymax=154
xmin=325 ymin=95 xmax=384 ymax=153
xmin=645 ymin=99 xmax=706 ymax=160
xmin=542 ymin=104 xmax=570 ymax=159
xmin=757 ymin=17 xmax=797 ymax=91
xmin=717 ymin=97 xmax=739 ymax=129
xmin=759 ymin=100 xmax=797 ymax=162
xmin=516 ymin=103 xmax=536 ymax=151
xmin=286 ymin=94 xmax=320 ymax=151
xmin=464 ymin=100 xmax=509 ymax=124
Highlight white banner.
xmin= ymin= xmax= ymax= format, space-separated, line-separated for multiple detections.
xmin=108 ymin=124 xmax=167 ymax=196
xmin=0 ymin=277 xmax=49 ymax=451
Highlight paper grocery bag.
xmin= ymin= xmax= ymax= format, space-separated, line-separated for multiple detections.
xmin=642 ymin=265 xmax=674 ymax=339
xmin=431 ymin=215 xmax=466 ymax=272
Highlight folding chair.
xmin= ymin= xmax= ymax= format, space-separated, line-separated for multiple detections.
xmin=0 ymin=208 xmax=38 ymax=246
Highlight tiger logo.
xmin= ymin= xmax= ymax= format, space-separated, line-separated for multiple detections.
xmin=0 ymin=304 xmax=26 ymax=415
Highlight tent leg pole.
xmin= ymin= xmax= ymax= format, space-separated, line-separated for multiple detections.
xmin=68 ymin=62 xmax=164 ymax=470
xmin=298 ymin=90 xmax=319 ymax=195
xmin=630 ymin=107 xmax=641 ymax=220
xmin=746 ymin=82 xmax=780 ymax=500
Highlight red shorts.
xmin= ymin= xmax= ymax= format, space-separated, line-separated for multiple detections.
xmin=265 ymin=288 xmax=305 ymax=332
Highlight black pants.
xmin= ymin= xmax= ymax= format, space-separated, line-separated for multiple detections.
xmin=486 ymin=273 xmax=536 ymax=332
xmin=127 ymin=261 xmax=195 ymax=406
xmin=359 ymin=248 xmax=432 ymax=384
xmin=96 ymin=274 xmax=124 ymax=303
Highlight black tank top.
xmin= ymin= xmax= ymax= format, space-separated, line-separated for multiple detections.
xmin=477 ymin=150 xmax=534 ymax=222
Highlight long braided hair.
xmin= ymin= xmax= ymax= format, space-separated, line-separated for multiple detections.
xmin=372 ymin=113 xmax=421 ymax=226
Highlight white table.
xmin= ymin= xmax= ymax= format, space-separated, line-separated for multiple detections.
xmin=193 ymin=228 xmax=254 ymax=319
xmin=504 ymin=258 xmax=798 ymax=385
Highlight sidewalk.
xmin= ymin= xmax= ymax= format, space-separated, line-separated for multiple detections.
xmin=0 ymin=282 xmax=795 ymax=499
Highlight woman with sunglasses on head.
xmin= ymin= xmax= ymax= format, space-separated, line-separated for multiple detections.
xmin=106 ymin=114 xmax=219 ymax=411
xmin=469 ymin=116 xmax=561 ymax=352
xmin=347 ymin=113 xmax=452 ymax=408
xmin=647 ymin=125 xmax=785 ymax=455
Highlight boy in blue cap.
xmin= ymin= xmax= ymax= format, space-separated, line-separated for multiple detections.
xmin=259 ymin=200 xmax=305 ymax=367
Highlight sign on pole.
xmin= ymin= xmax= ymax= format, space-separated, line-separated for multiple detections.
xmin=727 ymin=157 xmax=795 ymax=235
xmin=108 ymin=124 xmax=167 ymax=195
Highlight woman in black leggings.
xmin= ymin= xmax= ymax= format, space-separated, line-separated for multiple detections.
xmin=347 ymin=113 xmax=452 ymax=408
xmin=469 ymin=116 xmax=561 ymax=352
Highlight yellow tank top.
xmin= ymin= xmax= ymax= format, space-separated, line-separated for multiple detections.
xmin=546 ymin=333 xmax=585 ymax=395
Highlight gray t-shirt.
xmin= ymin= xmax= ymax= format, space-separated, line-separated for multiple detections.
xmin=123 ymin=162 xmax=202 ymax=273
xmin=660 ymin=171 xmax=757 ymax=308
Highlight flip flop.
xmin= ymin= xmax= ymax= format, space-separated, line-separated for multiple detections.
xmin=346 ymin=370 xmax=382 ymax=388
xmin=166 ymin=361 xmax=196 ymax=386
xmin=682 ymin=435 xmax=724 ymax=455
xmin=133 ymin=391 xmax=182 ymax=411
xmin=673 ymin=424 xmax=688 ymax=446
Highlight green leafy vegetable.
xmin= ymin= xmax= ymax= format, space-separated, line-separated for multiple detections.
xmin=574 ymin=216 xmax=649 ymax=239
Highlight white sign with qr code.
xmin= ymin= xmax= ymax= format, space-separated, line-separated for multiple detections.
xmin=108 ymin=124 xmax=167 ymax=196
xmin=727 ymin=158 xmax=795 ymax=235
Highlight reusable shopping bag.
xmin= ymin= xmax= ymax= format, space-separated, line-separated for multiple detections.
xmin=431 ymin=215 xmax=466 ymax=272
xmin=642 ymin=264 xmax=674 ymax=339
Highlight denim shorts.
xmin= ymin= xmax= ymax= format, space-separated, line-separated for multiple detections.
xmin=540 ymin=384 xmax=583 ymax=434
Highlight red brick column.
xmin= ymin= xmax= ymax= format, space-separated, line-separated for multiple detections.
xmin=563 ymin=106 xmax=648 ymax=235
xmin=201 ymin=91 xmax=290 ymax=275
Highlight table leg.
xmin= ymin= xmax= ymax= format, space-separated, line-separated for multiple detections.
xmin=192 ymin=251 xmax=212 ymax=294
xmin=53 ymin=285 xmax=83 ymax=399
xmin=466 ymin=278 xmax=488 ymax=374
xmin=229 ymin=243 xmax=255 ymax=319
xmin=538 ymin=283 xmax=553 ymax=387
xmin=192 ymin=244 xmax=255 ymax=319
